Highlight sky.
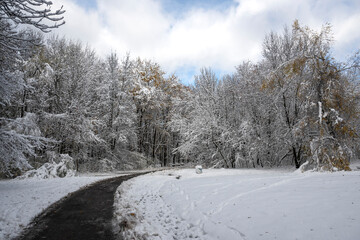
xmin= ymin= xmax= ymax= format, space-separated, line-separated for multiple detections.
xmin=51 ymin=0 xmax=360 ymax=85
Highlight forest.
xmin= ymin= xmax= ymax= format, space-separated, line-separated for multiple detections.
xmin=1 ymin=1 xmax=360 ymax=178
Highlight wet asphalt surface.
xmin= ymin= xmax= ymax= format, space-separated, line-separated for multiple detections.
xmin=14 ymin=173 xmax=147 ymax=240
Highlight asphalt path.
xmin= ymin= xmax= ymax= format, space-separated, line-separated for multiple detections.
xmin=14 ymin=173 xmax=148 ymax=240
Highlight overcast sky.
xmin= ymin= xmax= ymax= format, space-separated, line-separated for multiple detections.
xmin=51 ymin=0 xmax=360 ymax=84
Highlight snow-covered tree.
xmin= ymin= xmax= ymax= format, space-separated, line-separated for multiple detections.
xmin=129 ymin=58 xmax=186 ymax=166
xmin=101 ymin=53 xmax=137 ymax=153
xmin=0 ymin=0 xmax=64 ymax=105
xmin=0 ymin=1 xmax=64 ymax=177
xmin=171 ymin=21 xmax=359 ymax=171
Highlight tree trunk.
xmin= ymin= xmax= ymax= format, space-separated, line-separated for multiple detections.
xmin=293 ymin=146 xmax=301 ymax=168
xmin=152 ymin=128 xmax=156 ymax=160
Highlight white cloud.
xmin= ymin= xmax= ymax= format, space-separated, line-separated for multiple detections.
xmin=52 ymin=0 xmax=360 ymax=84
xmin=52 ymin=0 xmax=102 ymax=45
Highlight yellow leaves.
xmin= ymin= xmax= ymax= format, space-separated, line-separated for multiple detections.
xmin=292 ymin=19 xmax=300 ymax=31
xmin=260 ymin=80 xmax=267 ymax=91
xmin=316 ymin=144 xmax=351 ymax=171
xmin=129 ymin=85 xmax=140 ymax=96
xmin=260 ymin=78 xmax=275 ymax=91
xmin=335 ymin=124 xmax=356 ymax=138
xmin=136 ymin=59 xmax=167 ymax=88
xmin=329 ymin=156 xmax=351 ymax=171
xmin=262 ymin=56 xmax=307 ymax=94
xmin=284 ymin=57 xmax=307 ymax=76
xmin=261 ymin=73 xmax=286 ymax=92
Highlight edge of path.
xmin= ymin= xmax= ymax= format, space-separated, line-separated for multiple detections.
xmin=13 ymin=171 xmax=157 ymax=240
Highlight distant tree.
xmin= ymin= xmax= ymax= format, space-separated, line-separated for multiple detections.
xmin=102 ymin=52 xmax=137 ymax=152
xmin=130 ymin=58 xmax=185 ymax=166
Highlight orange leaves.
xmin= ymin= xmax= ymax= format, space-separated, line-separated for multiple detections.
xmin=335 ymin=124 xmax=357 ymax=138
xmin=136 ymin=59 xmax=165 ymax=86
xmin=284 ymin=57 xmax=307 ymax=76
xmin=260 ymin=77 xmax=276 ymax=91
xmin=129 ymin=85 xmax=141 ymax=96
xmin=330 ymin=156 xmax=351 ymax=171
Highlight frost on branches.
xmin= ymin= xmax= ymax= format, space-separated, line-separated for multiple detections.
xmin=1 ymin=15 xmax=359 ymax=177
xmin=170 ymin=21 xmax=360 ymax=171
xmin=18 ymin=152 xmax=75 ymax=179
xmin=0 ymin=113 xmax=50 ymax=178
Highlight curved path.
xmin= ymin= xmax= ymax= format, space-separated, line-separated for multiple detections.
xmin=15 ymin=173 xmax=147 ymax=240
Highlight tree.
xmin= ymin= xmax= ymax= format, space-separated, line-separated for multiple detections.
xmin=171 ymin=21 xmax=359 ymax=171
xmin=171 ymin=68 xmax=232 ymax=167
xmin=0 ymin=0 xmax=65 ymax=177
xmin=130 ymin=58 xmax=185 ymax=166
xmin=261 ymin=24 xmax=310 ymax=168
xmin=0 ymin=0 xmax=64 ymax=33
xmin=102 ymin=53 xmax=137 ymax=152
xmin=261 ymin=20 xmax=359 ymax=170
xmin=0 ymin=0 xmax=64 ymax=104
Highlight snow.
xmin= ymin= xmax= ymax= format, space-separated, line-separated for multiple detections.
xmin=114 ymin=168 xmax=360 ymax=240
xmin=0 ymin=174 xmax=120 ymax=240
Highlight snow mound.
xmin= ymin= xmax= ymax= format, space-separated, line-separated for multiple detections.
xmin=19 ymin=153 xmax=75 ymax=179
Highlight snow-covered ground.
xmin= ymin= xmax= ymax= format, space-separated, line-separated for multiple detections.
xmin=0 ymin=174 xmax=120 ymax=240
xmin=114 ymin=168 xmax=360 ymax=240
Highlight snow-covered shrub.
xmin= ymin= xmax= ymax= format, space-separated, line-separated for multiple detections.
xmin=0 ymin=113 xmax=50 ymax=178
xmin=78 ymin=157 xmax=118 ymax=172
xmin=120 ymin=151 xmax=148 ymax=170
xmin=302 ymin=137 xmax=351 ymax=172
xmin=78 ymin=150 xmax=149 ymax=173
xmin=18 ymin=154 xmax=75 ymax=179
xmin=0 ymin=130 xmax=33 ymax=178
xmin=97 ymin=158 xmax=116 ymax=172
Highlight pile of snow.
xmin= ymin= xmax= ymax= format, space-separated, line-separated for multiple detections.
xmin=114 ymin=168 xmax=360 ymax=240
xmin=18 ymin=153 xmax=75 ymax=179
xmin=0 ymin=175 xmax=116 ymax=239
xmin=350 ymin=160 xmax=360 ymax=171
xmin=195 ymin=165 xmax=203 ymax=174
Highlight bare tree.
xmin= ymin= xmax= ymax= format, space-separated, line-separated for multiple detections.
xmin=0 ymin=0 xmax=65 ymax=32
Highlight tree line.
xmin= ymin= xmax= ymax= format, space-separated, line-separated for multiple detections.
xmin=172 ymin=21 xmax=360 ymax=171
xmin=1 ymin=1 xmax=359 ymax=178
xmin=1 ymin=33 xmax=187 ymax=177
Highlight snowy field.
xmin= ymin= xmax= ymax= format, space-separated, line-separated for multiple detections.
xmin=0 ymin=174 xmax=120 ymax=240
xmin=114 ymin=168 xmax=360 ymax=240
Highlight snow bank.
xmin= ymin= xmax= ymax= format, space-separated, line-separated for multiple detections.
xmin=0 ymin=175 xmax=116 ymax=239
xmin=114 ymin=168 xmax=360 ymax=240
xmin=18 ymin=154 xmax=75 ymax=179
xmin=113 ymin=170 xmax=206 ymax=239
